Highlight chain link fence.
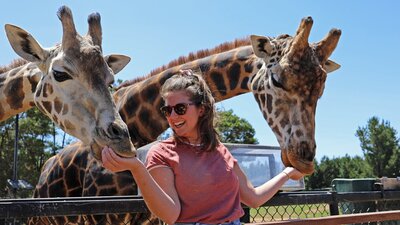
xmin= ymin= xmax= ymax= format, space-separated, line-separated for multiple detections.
xmin=1 ymin=190 xmax=400 ymax=225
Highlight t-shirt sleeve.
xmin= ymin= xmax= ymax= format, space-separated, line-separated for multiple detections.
xmin=145 ymin=143 xmax=170 ymax=171
xmin=220 ymin=143 xmax=238 ymax=165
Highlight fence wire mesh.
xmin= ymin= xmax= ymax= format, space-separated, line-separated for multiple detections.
xmin=247 ymin=203 xmax=331 ymax=223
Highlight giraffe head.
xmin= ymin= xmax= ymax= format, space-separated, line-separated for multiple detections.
xmin=4 ymin=6 xmax=136 ymax=159
xmin=250 ymin=17 xmax=341 ymax=174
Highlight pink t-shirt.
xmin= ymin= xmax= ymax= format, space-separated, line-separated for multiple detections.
xmin=145 ymin=138 xmax=244 ymax=224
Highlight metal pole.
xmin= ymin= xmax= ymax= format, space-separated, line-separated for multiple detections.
xmin=12 ymin=114 xmax=19 ymax=197
xmin=329 ymin=191 xmax=339 ymax=216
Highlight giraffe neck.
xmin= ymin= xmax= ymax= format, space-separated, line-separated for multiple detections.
xmin=115 ymin=45 xmax=263 ymax=147
xmin=0 ymin=62 xmax=42 ymax=121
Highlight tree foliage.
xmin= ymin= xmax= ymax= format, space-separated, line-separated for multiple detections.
xmin=0 ymin=108 xmax=71 ymax=197
xmin=356 ymin=116 xmax=400 ymax=177
xmin=305 ymin=155 xmax=373 ymax=190
xmin=216 ymin=109 xmax=258 ymax=144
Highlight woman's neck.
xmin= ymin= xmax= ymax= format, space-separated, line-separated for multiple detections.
xmin=175 ymin=135 xmax=202 ymax=146
xmin=186 ymin=136 xmax=202 ymax=145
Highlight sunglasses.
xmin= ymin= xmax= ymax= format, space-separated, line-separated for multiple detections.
xmin=160 ymin=103 xmax=196 ymax=117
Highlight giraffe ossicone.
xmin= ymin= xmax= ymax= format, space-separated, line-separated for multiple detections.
xmin=3 ymin=5 xmax=136 ymax=159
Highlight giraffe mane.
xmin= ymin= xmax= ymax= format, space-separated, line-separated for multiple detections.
xmin=0 ymin=58 xmax=28 ymax=74
xmin=117 ymin=37 xmax=251 ymax=90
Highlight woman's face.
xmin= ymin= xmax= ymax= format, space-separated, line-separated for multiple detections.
xmin=163 ymin=90 xmax=204 ymax=143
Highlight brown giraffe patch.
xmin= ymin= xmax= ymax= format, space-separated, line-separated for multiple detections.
xmin=296 ymin=129 xmax=304 ymax=138
xmin=41 ymin=101 xmax=52 ymax=114
xmin=48 ymin=179 xmax=67 ymax=196
xmin=27 ymin=75 xmax=39 ymax=93
xmin=6 ymin=77 xmax=24 ymax=110
xmin=227 ymin=62 xmax=241 ymax=90
xmin=266 ymin=94 xmax=273 ymax=114
xmin=210 ymin=71 xmax=227 ymax=96
xmin=42 ymin=83 xmax=54 ymax=97
xmin=240 ymin=76 xmax=250 ymax=90
xmin=279 ymin=117 xmax=289 ymax=129
xmin=54 ymin=97 xmax=62 ymax=114
xmin=141 ymin=83 xmax=159 ymax=104
xmin=64 ymin=120 xmax=75 ymax=131
xmin=123 ymin=93 xmax=140 ymax=117
xmin=85 ymin=99 xmax=96 ymax=118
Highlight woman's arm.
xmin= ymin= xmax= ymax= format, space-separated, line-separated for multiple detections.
xmin=234 ymin=163 xmax=304 ymax=208
xmin=102 ymin=147 xmax=181 ymax=224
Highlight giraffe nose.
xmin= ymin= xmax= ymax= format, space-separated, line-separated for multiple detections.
xmin=107 ymin=122 xmax=129 ymax=140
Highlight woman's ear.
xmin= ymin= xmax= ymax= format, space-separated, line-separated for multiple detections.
xmin=198 ymin=105 xmax=206 ymax=117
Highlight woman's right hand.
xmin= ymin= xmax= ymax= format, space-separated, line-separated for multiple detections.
xmin=101 ymin=146 xmax=143 ymax=173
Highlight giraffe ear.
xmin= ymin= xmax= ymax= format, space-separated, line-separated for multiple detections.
xmin=5 ymin=24 xmax=49 ymax=62
xmin=250 ymin=35 xmax=273 ymax=58
xmin=324 ymin=59 xmax=341 ymax=73
xmin=104 ymin=54 xmax=131 ymax=75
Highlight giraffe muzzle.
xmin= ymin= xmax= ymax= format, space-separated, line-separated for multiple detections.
xmin=91 ymin=123 xmax=136 ymax=159
xmin=281 ymin=142 xmax=316 ymax=175
xmin=106 ymin=122 xmax=136 ymax=158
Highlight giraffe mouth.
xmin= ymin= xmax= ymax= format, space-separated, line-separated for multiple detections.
xmin=90 ymin=131 xmax=136 ymax=161
xmin=281 ymin=148 xmax=314 ymax=175
xmin=113 ymin=148 xmax=137 ymax=158
xmin=90 ymin=139 xmax=136 ymax=161
xmin=93 ymin=127 xmax=137 ymax=157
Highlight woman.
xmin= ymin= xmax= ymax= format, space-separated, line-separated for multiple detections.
xmin=102 ymin=70 xmax=304 ymax=225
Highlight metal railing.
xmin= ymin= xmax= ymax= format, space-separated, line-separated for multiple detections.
xmin=1 ymin=190 xmax=400 ymax=225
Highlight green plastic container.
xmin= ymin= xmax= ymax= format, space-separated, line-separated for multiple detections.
xmin=332 ymin=178 xmax=378 ymax=225
xmin=332 ymin=178 xmax=378 ymax=192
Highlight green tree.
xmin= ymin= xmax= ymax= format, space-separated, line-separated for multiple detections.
xmin=0 ymin=108 xmax=71 ymax=197
xmin=356 ymin=116 xmax=400 ymax=177
xmin=216 ymin=109 xmax=258 ymax=144
xmin=0 ymin=115 xmax=16 ymax=197
xmin=305 ymin=155 xmax=373 ymax=190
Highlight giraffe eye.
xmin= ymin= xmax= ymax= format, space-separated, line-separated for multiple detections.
xmin=271 ymin=74 xmax=285 ymax=89
xmin=52 ymin=69 xmax=72 ymax=82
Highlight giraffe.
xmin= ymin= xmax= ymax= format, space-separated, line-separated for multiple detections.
xmin=30 ymin=16 xmax=341 ymax=225
xmin=29 ymin=37 xmax=258 ymax=225
xmin=0 ymin=5 xmax=135 ymax=159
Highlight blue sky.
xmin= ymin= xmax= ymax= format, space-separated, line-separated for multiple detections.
xmin=1 ymin=1 xmax=399 ymax=161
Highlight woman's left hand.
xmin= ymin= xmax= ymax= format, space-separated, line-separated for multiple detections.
xmin=283 ymin=167 xmax=305 ymax=180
